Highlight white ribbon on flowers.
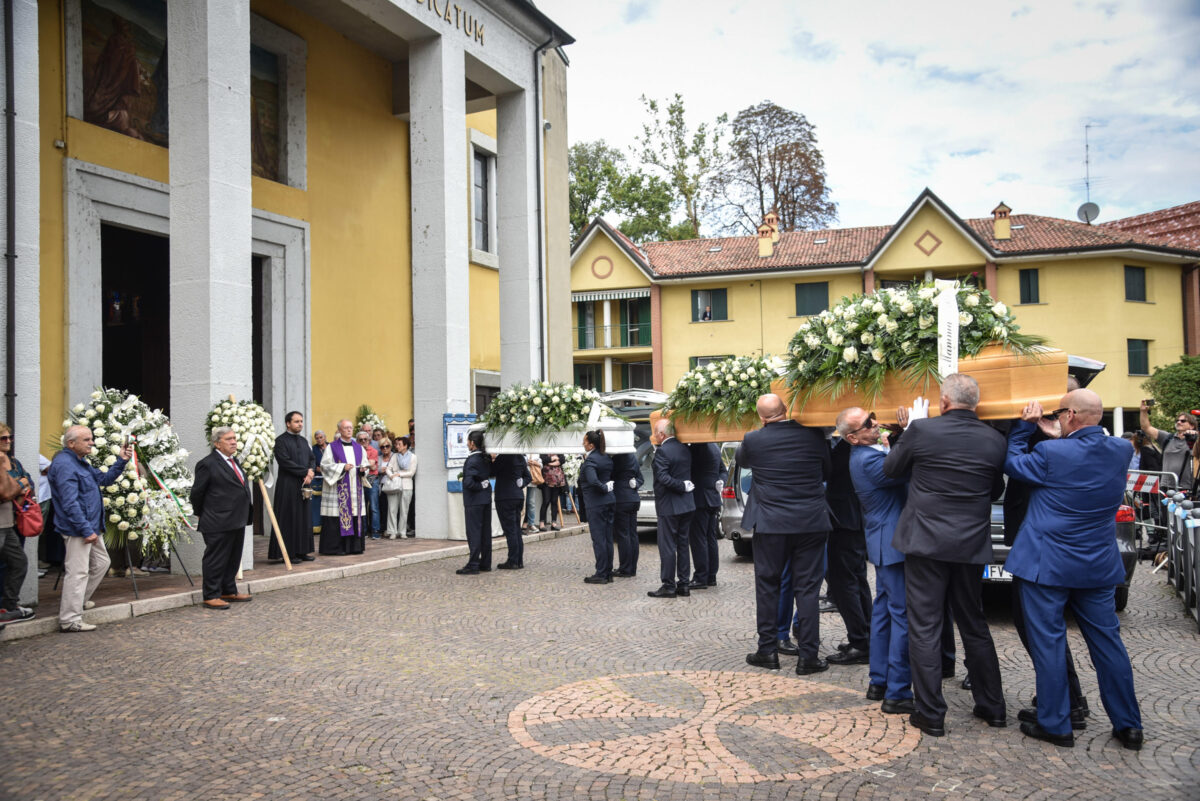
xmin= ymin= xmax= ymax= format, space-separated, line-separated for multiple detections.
xmin=934 ymin=279 xmax=959 ymax=378
xmin=238 ymin=432 xmax=277 ymax=488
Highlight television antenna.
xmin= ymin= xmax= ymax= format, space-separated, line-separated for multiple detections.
xmin=1077 ymin=123 xmax=1101 ymax=224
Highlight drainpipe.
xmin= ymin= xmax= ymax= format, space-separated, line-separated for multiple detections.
xmin=4 ymin=0 xmax=16 ymax=429
xmin=533 ymin=31 xmax=555 ymax=380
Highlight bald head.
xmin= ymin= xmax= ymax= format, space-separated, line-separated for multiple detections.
xmin=756 ymin=394 xmax=788 ymax=423
xmin=1062 ymin=388 xmax=1103 ymax=427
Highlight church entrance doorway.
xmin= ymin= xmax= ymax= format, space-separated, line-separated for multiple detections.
xmin=101 ymin=224 xmax=170 ymax=414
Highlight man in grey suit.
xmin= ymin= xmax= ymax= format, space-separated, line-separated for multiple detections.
xmin=737 ymin=394 xmax=831 ymax=673
xmin=649 ymin=418 xmax=695 ymax=598
xmin=883 ymin=373 xmax=1007 ymax=737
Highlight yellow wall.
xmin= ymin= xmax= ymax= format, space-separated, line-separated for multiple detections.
xmin=995 ymin=257 xmax=1184 ymax=408
xmin=872 ymin=204 xmax=988 ymax=275
xmin=570 ymin=232 xmax=652 ymax=292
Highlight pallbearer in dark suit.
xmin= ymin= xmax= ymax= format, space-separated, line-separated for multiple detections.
xmin=190 ymin=426 xmax=254 ymax=609
xmin=579 ymin=431 xmax=615 ymax=584
xmin=611 ymin=451 xmax=643 ymax=577
xmin=823 ymin=435 xmax=873 ymax=664
xmin=883 ymin=374 xmax=1007 ymax=737
xmin=270 ymin=411 xmax=316 ymax=563
xmin=493 ymin=454 xmax=531 ymax=569
xmin=648 ymin=419 xmax=695 ymax=598
xmin=1006 ymin=390 xmax=1144 ymax=750
xmin=687 ymin=442 xmax=728 ymax=589
xmin=737 ymin=394 xmax=831 ymax=673
xmin=457 ymin=431 xmax=492 ymax=575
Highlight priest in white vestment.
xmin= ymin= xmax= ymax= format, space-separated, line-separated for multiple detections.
xmin=319 ymin=418 xmax=370 ymax=555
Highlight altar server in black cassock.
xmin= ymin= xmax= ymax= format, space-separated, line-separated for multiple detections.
xmin=270 ymin=411 xmax=316 ymax=562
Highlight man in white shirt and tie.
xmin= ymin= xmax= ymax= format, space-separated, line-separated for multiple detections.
xmin=189 ymin=426 xmax=254 ymax=609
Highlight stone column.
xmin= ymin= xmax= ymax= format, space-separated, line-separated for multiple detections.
xmin=984 ymin=261 xmax=998 ymax=298
xmin=1 ymin=0 xmax=40 ymax=605
xmin=409 ymin=35 xmax=469 ymax=540
xmin=168 ymin=1 xmax=253 ymax=569
xmin=496 ymin=88 xmax=541 ymax=385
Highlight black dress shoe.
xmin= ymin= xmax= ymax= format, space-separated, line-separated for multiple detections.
xmin=298 ymin=554 xmax=315 ymax=562
xmin=479 ymin=566 xmax=492 ymax=572
xmin=1017 ymin=707 xmax=1087 ymax=731
xmin=455 ymin=567 xmax=479 ymax=575
xmin=881 ymin=697 xmax=915 ymax=714
xmin=836 ymin=642 xmax=852 ymax=652
xmin=942 ymin=664 xmax=956 ymax=680
xmin=960 ymin=675 xmax=973 ymax=691
xmin=1112 ymin=727 xmax=1144 ymax=750
xmin=613 ymin=572 xmax=634 ymax=578
xmin=795 ymin=657 xmax=829 ymax=675
xmin=972 ymin=705 xmax=1007 ymax=728
xmin=826 ymin=646 xmax=870 ymax=665
xmin=647 ymin=585 xmax=676 ymax=598
xmin=675 ymin=586 xmax=691 ymax=596
xmin=909 ymin=711 xmax=946 ymax=737
xmin=707 ymin=579 xmax=716 ymax=586
xmin=865 ymin=684 xmax=886 ymax=701
xmin=776 ymin=638 xmax=799 ymax=656
xmin=1019 ymin=721 xmax=1074 ymax=747
xmin=818 ymin=598 xmax=837 ymax=613
xmin=746 ymin=650 xmax=780 ymax=669
xmin=687 ymin=580 xmax=709 ymax=590
xmin=1032 ymin=694 xmax=1090 ymax=721
xmin=584 ymin=575 xmax=611 ymax=584
xmin=496 ymin=562 xmax=518 ymax=570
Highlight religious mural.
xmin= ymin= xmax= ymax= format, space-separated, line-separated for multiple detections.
xmin=81 ymin=0 xmax=282 ymax=180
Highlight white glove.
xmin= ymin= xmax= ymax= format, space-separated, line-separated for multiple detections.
xmin=480 ymin=479 xmax=491 ymax=490
xmin=683 ymin=480 xmax=695 ymax=492
xmin=628 ymin=478 xmax=638 ymax=489
xmin=715 ymin=480 xmax=725 ymax=495
xmin=909 ymin=397 xmax=930 ymax=421
xmin=516 ymin=478 xmax=525 ymax=488
xmin=604 ymin=480 xmax=614 ymax=492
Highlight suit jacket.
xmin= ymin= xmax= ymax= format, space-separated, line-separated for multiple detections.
xmin=1004 ymin=422 xmax=1130 ymax=588
xmin=190 ymin=450 xmax=253 ymax=533
xmin=849 ymin=445 xmax=907 ymax=567
xmin=579 ymin=450 xmax=615 ymax=509
xmin=491 ymin=454 xmax=531 ymax=503
xmin=462 ymin=451 xmax=492 ymax=507
xmin=883 ymin=408 xmax=1006 ymax=563
xmin=611 ymin=452 xmax=643 ymax=506
xmin=827 ymin=437 xmax=864 ymax=531
xmin=735 ymin=420 xmax=831 ymax=535
xmin=688 ymin=443 xmax=728 ymax=510
xmin=652 ymin=437 xmax=695 ymax=518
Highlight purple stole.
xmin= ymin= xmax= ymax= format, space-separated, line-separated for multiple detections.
xmin=330 ymin=439 xmax=364 ymax=537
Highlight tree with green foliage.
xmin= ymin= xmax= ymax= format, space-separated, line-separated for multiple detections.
xmin=569 ymin=140 xmax=689 ymax=244
xmin=1141 ymin=354 xmax=1200 ymax=429
xmin=636 ymin=94 xmax=727 ymax=238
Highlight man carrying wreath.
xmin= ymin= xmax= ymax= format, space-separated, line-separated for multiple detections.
xmin=318 ymin=418 xmax=369 ymax=556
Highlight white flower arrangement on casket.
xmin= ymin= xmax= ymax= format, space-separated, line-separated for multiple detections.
xmin=478 ymin=382 xmax=614 ymax=444
xmin=63 ymin=387 xmax=194 ymax=556
xmin=782 ymin=281 xmax=1045 ymax=407
xmin=204 ymin=399 xmax=277 ymax=482
xmin=663 ymin=355 xmax=784 ymax=431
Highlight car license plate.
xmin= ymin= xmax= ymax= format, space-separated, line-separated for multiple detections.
xmin=983 ymin=564 xmax=1013 ymax=581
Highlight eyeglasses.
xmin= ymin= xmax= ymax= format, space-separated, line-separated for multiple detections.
xmin=848 ymin=413 xmax=877 ymax=436
xmin=1178 ymin=417 xmax=1193 ymax=425
xmin=1044 ymin=408 xmax=1075 ymax=420
xmin=0 ymin=435 xmax=11 ymax=442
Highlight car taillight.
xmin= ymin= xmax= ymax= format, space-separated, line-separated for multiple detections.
xmin=1115 ymin=505 xmax=1135 ymax=523
xmin=722 ymin=485 xmax=736 ymax=499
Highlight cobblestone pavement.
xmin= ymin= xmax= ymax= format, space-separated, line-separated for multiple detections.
xmin=1 ymin=534 xmax=1197 ymax=800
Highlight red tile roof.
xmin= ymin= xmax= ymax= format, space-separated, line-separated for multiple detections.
xmin=1101 ymin=201 xmax=1200 ymax=251
xmin=962 ymin=213 xmax=1191 ymax=254
xmin=640 ymin=225 xmax=891 ymax=277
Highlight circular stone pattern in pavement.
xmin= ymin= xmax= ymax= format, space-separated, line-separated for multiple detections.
xmin=509 ymin=670 xmax=921 ymax=784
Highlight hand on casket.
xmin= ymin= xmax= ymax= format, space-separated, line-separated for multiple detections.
xmin=908 ymin=397 xmax=929 ymax=421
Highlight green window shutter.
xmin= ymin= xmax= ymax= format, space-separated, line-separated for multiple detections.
xmin=690 ymin=290 xmax=701 ymax=322
xmin=689 ymin=356 xmax=698 ymax=370
xmin=794 ymin=282 xmax=829 ymax=316
xmin=713 ymin=289 xmax=728 ymax=320
xmin=619 ymin=300 xmax=628 ymax=347
xmin=1019 ymin=269 xmax=1039 ymax=304
xmin=1125 ymin=266 xmax=1146 ymax=302
xmin=638 ymin=298 xmax=650 ymax=345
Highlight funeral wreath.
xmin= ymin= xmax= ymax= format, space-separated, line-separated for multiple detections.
xmin=204 ymin=399 xmax=277 ymax=482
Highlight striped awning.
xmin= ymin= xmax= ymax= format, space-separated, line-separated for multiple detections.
xmin=571 ymin=288 xmax=651 ymax=302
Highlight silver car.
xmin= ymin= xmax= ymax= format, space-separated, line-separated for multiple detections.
xmin=719 ymin=444 xmax=754 ymax=557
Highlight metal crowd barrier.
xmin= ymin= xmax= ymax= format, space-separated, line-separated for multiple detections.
xmin=1125 ymin=470 xmax=1176 ymax=553
xmin=1159 ymin=487 xmax=1200 ymax=632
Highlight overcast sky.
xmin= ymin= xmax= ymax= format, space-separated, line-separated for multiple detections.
xmin=536 ymin=0 xmax=1199 ymax=230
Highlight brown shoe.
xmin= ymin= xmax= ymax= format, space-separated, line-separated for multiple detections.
xmin=203 ymin=599 xmax=230 ymax=610
xmin=220 ymin=593 xmax=252 ymax=603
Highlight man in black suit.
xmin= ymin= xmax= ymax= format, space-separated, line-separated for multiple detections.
xmin=190 ymin=426 xmax=254 ymax=610
xmin=648 ymin=418 xmax=695 ymax=598
xmin=824 ymin=435 xmax=873 ymax=665
xmin=737 ymin=394 xmax=831 ymax=673
xmin=687 ymin=442 xmax=728 ymax=589
xmin=883 ymin=373 xmax=1007 ymax=737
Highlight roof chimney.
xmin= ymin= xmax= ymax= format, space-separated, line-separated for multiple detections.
xmin=757 ymin=223 xmax=774 ymax=257
xmin=764 ymin=210 xmax=780 ymax=243
xmin=992 ymin=202 xmax=1012 ymax=240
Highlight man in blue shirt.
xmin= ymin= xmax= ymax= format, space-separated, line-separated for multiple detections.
xmin=49 ymin=425 xmax=130 ymax=632
xmin=1006 ymin=389 xmax=1143 ymax=750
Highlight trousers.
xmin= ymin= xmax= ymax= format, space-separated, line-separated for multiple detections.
xmin=868 ymin=562 xmax=912 ymax=700
xmin=614 ymin=502 xmax=640 ymax=575
xmin=826 ymin=527 xmax=872 ymax=650
xmin=59 ymin=535 xmax=110 ymax=626
xmin=464 ymin=504 xmax=492 ymax=570
xmin=385 ymin=489 xmax=412 ymax=537
xmin=201 ymin=528 xmax=245 ymax=601
xmin=497 ymin=499 xmax=525 ymax=566
xmin=755 ymin=530 xmax=827 ymax=657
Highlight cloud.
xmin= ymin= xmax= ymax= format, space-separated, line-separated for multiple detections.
xmin=788 ymin=31 xmax=838 ymax=62
xmin=923 ymin=65 xmax=987 ymax=84
xmin=621 ymin=1 xmax=657 ymax=24
xmin=950 ymin=148 xmax=989 ymax=158
xmin=866 ymin=43 xmax=917 ymax=68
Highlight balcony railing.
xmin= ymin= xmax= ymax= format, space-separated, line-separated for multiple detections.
xmin=575 ymin=323 xmax=652 ymax=350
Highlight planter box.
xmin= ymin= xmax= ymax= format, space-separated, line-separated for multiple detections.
xmin=473 ymin=417 xmax=637 ymax=454
xmin=656 ymin=345 xmax=1069 ymax=442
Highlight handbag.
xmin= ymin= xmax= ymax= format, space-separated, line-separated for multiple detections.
xmin=529 ymin=461 xmax=544 ymax=486
xmin=13 ymin=490 xmax=43 ymax=537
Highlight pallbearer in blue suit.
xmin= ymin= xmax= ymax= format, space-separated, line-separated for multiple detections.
xmin=1005 ymin=389 xmax=1143 ymax=750
xmin=841 ymin=407 xmax=913 ymax=714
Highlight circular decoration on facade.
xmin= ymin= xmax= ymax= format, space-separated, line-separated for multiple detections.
xmin=590 ymin=256 xmax=614 ymax=279
xmin=508 ymin=670 xmax=920 ymax=784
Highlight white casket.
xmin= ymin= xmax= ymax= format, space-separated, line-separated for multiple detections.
xmin=470 ymin=410 xmax=636 ymax=455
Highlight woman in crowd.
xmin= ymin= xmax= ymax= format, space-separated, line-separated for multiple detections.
xmin=578 ymin=431 xmax=614 ymax=584
xmin=0 ymin=423 xmax=34 ymax=621
xmin=457 ymin=430 xmax=492 ymax=574
xmin=610 ymin=448 xmax=643 ymax=577
xmin=310 ymin=430 xmax=328 ymax=533
xmin=378 ymin=437 xmax=401 ymax=538
xmin=394 ymin=436 xmax=417 ymax=538
xmin=539 ymin=453 xmax=566 ymax=531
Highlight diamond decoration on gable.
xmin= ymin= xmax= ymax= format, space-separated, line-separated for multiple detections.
xmin=914 ymin=229 xmax=943 ymax=256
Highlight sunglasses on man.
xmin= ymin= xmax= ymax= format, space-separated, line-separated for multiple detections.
xmin=847 ymin=413 xmax=877 ymax=436
xmin=1043 ymin=408 xmax=1075 ymax=420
